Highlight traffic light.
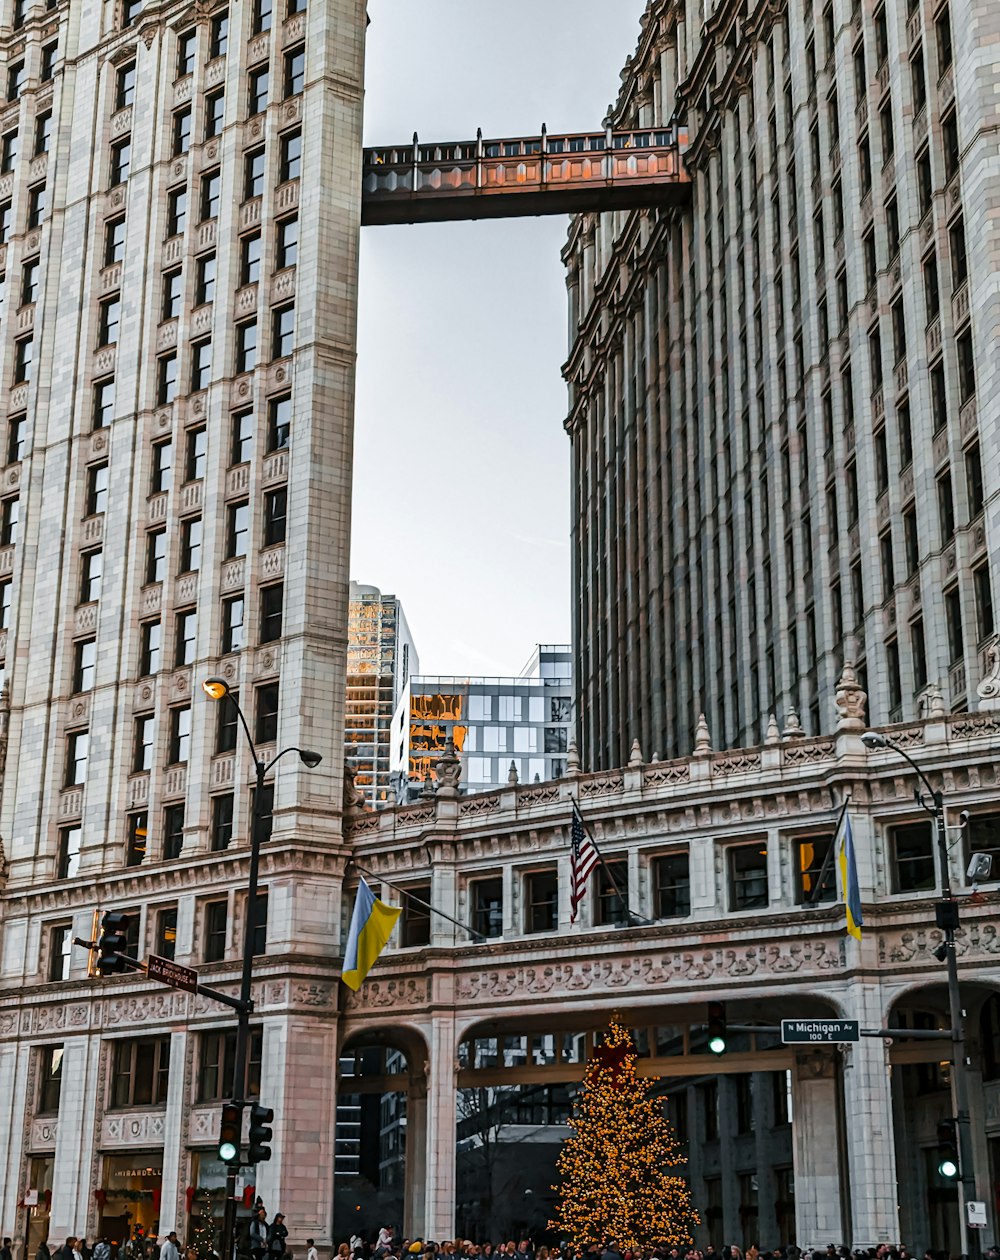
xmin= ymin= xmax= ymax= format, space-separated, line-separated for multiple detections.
xmin=96 ymin=912 xmax=131 ymax=976
xmin=707 ymin=1001 xmax=727 ymax=1055
xmin=937 ymin=1118 xmax=959 ymax=1179
xmin=218 ymin=1103 xmax=242 ymax=1164
xmin=247 ymin=1102 xmax=274 ymax=1164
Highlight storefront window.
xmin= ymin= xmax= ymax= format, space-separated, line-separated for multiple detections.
xmin=98 ymin=1154 xmax=163 ymax=1247
xmin=25 ymin=1155 xmax=53 ymax=1258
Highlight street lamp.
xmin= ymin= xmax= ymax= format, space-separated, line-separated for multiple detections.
xmin=201 ymin=676 xmax=322 ymax=1260
xmin=862 ymin=729 xmax=981 ymax=1260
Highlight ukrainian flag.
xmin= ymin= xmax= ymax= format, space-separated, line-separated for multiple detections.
xmin=837 ymin=811 xmax=864 ymax=940
xmin=341 ymin=878 xmax=402 ymax=990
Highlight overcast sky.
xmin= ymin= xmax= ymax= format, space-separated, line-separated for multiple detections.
xmin=352 ymin=0 xmax=647 ymax=676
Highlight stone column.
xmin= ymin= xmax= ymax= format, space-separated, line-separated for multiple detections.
xmin=156 ymin=1031 xmax=188 ymax=1235
xmin=0 ymin=1043 xmax=30 ymax=1240
xmin=423 ymin=1015 xmax=458 ymax=1240
xmin=50 ymin=1035 xmax=103 ymax=1239
xmin=791 ymin=1049 xmax=845 ymax=1246
xmin=403 ymin=1077 xmax=427 ymax=1237
xmin=839 ymin=990 xmax=900 ymax=1247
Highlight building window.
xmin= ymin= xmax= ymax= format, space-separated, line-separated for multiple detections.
xmin=0 ymin=579 xmax=12 ymax=630
xmin=180 ymin=517 xmax=202 ymax=572
xmin=903 ymin=508 xmax=919 ymax=579
xmin=966 ymin=443 xmax=984 ymax=517
xmin=212 ymin=794 xmax=234 ymax=851
xmin=524 ymin=869 xmax=557 ymax=933
xmin=14 ymin=336 xmax=33 ymax=383
xmin=121 ymin=0 xmax=143 ymax=25
xmin=252 ymin=0 xmax=272 ymax=33
xmin=166 ymin=188 xmax=187 ymax=237
xmin=111 ymin=1037 xmax=170 ymax=1108
xmin=47 ymin=925 xmax=71 ymax=980
xmin=232 ymin=409 xmax=254 ymax=464
xmin=116 ymin=62 xmax=138 ymax=110
xmin=176 ymin=29 xmax=196 ymax=77
xmin=974 ymin=565 xmax=995 ymax=642
xmin=195 ymin=254 xmax=216 ymax=306
xmin=965 ymin=814 xmax=1000 ymax=886
xmin=185 ymin=427 xmax=207 ymax=481
xmin=729 ymin=843 xmax=768 ymax=910
xmin=7 ymin=61 xmax=25 ymax=102
xmin=175 ymin=608 xmax=197 ymax=667
xmin=891 ymin=821 xmax=935 ymax=892
xmin=204 ymin=900 xmax=228 ymax=962
xmin=140 ymin=620 xmax=161 ymax=675
xmin=86 ymin=463 xmax=109 ymax=515
xmin=172 ymin=107 xmax=191 ymax=156
xmin=145 ymin=529 xmax=166 ymax=584
xmin=97 ymin=297 xmax=120 ymax=348
xmin=38 ymin=1046 xmax=63 ymax=1113
xmin=34 ymin=111 xmax=51 ymax=156
xmin=255 ymin=682 xmax=279 ymax=743
xmin=912 ymin=617 xmax=928 ymax=691
xmin=942 ymin=110 xmax=959 ymax=182
xmin=198 ymin=1027 xmax=262 ymax=1101
xmin=215 ymin=692 xmax=239 ymax=753
xmin=252 ymin=782 xmax=273 ymax=845
xmin=210 ymin=10 xmax=228 ymax=57
xmin=279 ymin=130 xmax=301 ymax=181
xmin=283 ymin=46 xmax=304 ymax=97
xmin=259 ymin=583 xmax=283 ymax=642
xmin=204 ymin=89 xmax=225 ymax=140
xmin=244 ymin=147 xmax=265 ymax=200
xmin=263 ymin=487 xmax=287 ymax=545
xmin=880 ymin=529 xmax=895 ymax=595
xmin=594 ymin=860 xmax=628 ymax=927
xmin=938 ymin=473 xmax=955 ymax=541
xmin=957 ymin=331 xmax=976 ymax=404
xmin=0 ymin=495 xmax=19 ymax=547
xmin=79 ymin=549 xmax=102 ymax=602
xmin=58 ymin=826 xmax=81 ymax=879
xmin=0 ymin=201 xmax=12 ymax=245
xmin=133 ymin=714 xmax=154 ymax=772
xmin=267 ymin=395 xmax=291 ymax=451
xmin=163 ymin=803 xmax=185 ymax=861
xmin=276 ymin=216 xmax=298 ymax=269
xmin=126 ymin=812 xmax=148 ymax=866
xmin=945 ymin=585 xmax=963 ymax=662
xmin=471 ymin=878 xmax=503 ymax=938
xmin=169 ymin=705 xmax=191 ymax=763
xmin=222 ymin=596 xmax=244 ymax=654
xmin=0 ymin=130 xmax=16 ymax=173
xmin=653 ymin=852 xmax=690 ymax=918
xmin=157 ymin=352 xmax=178 ymax=404
xmin=190 ymin=339 xmax=212 ymax=391
xmin=155 ymin=907 xmax=178 ymax=959
xmin=272 ymin=304 xmax=295 ymax=358
xmin=73 ymin=638 xmax=97 ymax=693
xmin=109 ymin=138 xmax=131 ymax=186
xmin=65 ymin=729 xmax=89 ymax=786
xmin=248 ymin=67 xmax=269 ymax=115
xmin=200 ymin=170 xmax=221 ymax=221
xmin=226 ymin=501 xmax=250 ymax=558
xmin=400 ymin=885 xmax=430 ymax=947
xmin=151 ymin=440 xmax=172 ymax=494
xmin=105 ymin=216 xmax=126 ymax=268
xmin=236 ymin=319 xmax=258 ymax=373
xmin=241 ymin=232 xmax=262 ymax=285
xmin=251 ymin=892 xmax=267 ymax=956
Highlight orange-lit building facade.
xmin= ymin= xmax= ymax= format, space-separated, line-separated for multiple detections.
xmin=346 ymin=583 xmax=418 ymax=807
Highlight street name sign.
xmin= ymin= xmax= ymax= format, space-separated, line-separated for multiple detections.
xmin=781 ymin=1019 xmax=860 ymax=1044
xmin=147 ymin=953 xmax=199 ymax=994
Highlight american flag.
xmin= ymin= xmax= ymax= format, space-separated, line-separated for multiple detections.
xmin=570 ymin=803 xmax=599 ymax=923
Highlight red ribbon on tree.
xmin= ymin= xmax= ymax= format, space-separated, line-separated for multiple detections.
xmin=95 ymin=1191 xmax=107 ymax=1209
xmin=186 ymin=1187 xmax=196 ymax=1214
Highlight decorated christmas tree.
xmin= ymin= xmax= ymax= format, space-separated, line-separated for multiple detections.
xmin=550 ymin=1019 xmax=699 ymax=1249
xmin=191 ymin=1188 xmax=218 ymax=1260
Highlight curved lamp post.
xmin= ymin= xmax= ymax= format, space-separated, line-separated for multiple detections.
xmin=201 ymin=677 xmax=321 ymax=1260
xmin=862 ymin=730 xmax=980 ymax=1260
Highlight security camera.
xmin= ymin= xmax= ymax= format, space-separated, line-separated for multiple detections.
xmin=959 ymin=809 xmax=971 ymax=826
xmin=967 ymin=852 xmax=993 ymax=884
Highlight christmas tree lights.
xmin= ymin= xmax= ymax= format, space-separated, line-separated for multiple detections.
xmin=550 ymin=1019 xmax=699 ymax=1249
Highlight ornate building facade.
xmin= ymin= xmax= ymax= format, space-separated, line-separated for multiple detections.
xmin=564 ymin=0 xmax=1000 ymax=769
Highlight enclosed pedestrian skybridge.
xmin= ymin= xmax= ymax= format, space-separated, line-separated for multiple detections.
xmin=361 ymin=125 xmax=690 ymax=226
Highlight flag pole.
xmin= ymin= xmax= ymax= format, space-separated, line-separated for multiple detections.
xmin=348 ymin=860 xmax=491 ymax=941
xmin=571 ymin=797 xmax=647 ymax=925
xmin=804 ymin=793 xmax=852 ymax=908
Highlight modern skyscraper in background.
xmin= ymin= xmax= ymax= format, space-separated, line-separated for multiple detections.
xmin=565 ymin=0 xmax=999 ymax=770
xmin=391 ymin=644 xmax=574 ymax=799
xmin=345 ymin=581 xmax=417 ymax=807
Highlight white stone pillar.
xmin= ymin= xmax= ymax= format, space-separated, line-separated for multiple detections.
xmin=791 ymin=1050 xmax=845 ymax=1246
xmin=156 ymin=1031 xmax=188 ymax=1235
xmin=423 ymin=1015 xmax=458 ymax=1240
xmin=50 ymin=1035 xmax=103 ymax=1239
xmin=403 ymin=1080 xmax=427 ymax=1238
xmin=0 ymin=1043 xmax=30 ymax=1241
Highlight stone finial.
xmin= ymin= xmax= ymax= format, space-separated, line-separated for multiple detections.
xmin=419 ymin=774 xmax=436 ymax=801
xmin=533 ymin=773 xmax=541 ymax=783
xmin=765 ymin=713 xmax=781 ymax=745
xmin=976 ymin=639 xmax=1000 ymax=711
xmin=507 ymin=760 xmax=519 ymax=785
xmin=0 ymin=679 xmax=10 ymax=778
xmin=434 ymin=738 xmax=462 ymax=799
xmin=566 ymin=739 xmax=581 ymax=777
xmin=834 ymin=660 xmax=868 ymax=732
xmin=693 ymin=713 xmax=712 ymax=757
xmin=343 ymin=764 xmax=368 ymax=818
xmin=628 ymin=738 xmax=643 ymax=768
xmin=919 ymin=685 xmax=947 ymax=719
xmin=651 ymin=750 xmax=660 ymax=763
xmin=782 ymin=708 xmax=805 ymax=739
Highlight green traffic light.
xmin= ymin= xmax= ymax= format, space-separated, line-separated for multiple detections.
xmin=219 ymin=1140 xmax=238 ymax=1162
xmin=708 ymin=1034 xmax=727 ymax=1055
xmin=938 ymin=1155 xmax=958 ymax=1179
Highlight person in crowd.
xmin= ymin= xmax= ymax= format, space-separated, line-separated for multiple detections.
xmin=93 ymin=1240 xmax=111 ymax=1260
xmin=267 ymin=1217 xmax=288 ymax=1260
xmin=250 ymin=1211 xmax=269 ymax=1260
xmin=306 ymin=1242 xmax=319 ymax=1260
xmin=159 ymin=1234 xmax=179 ymax=1260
